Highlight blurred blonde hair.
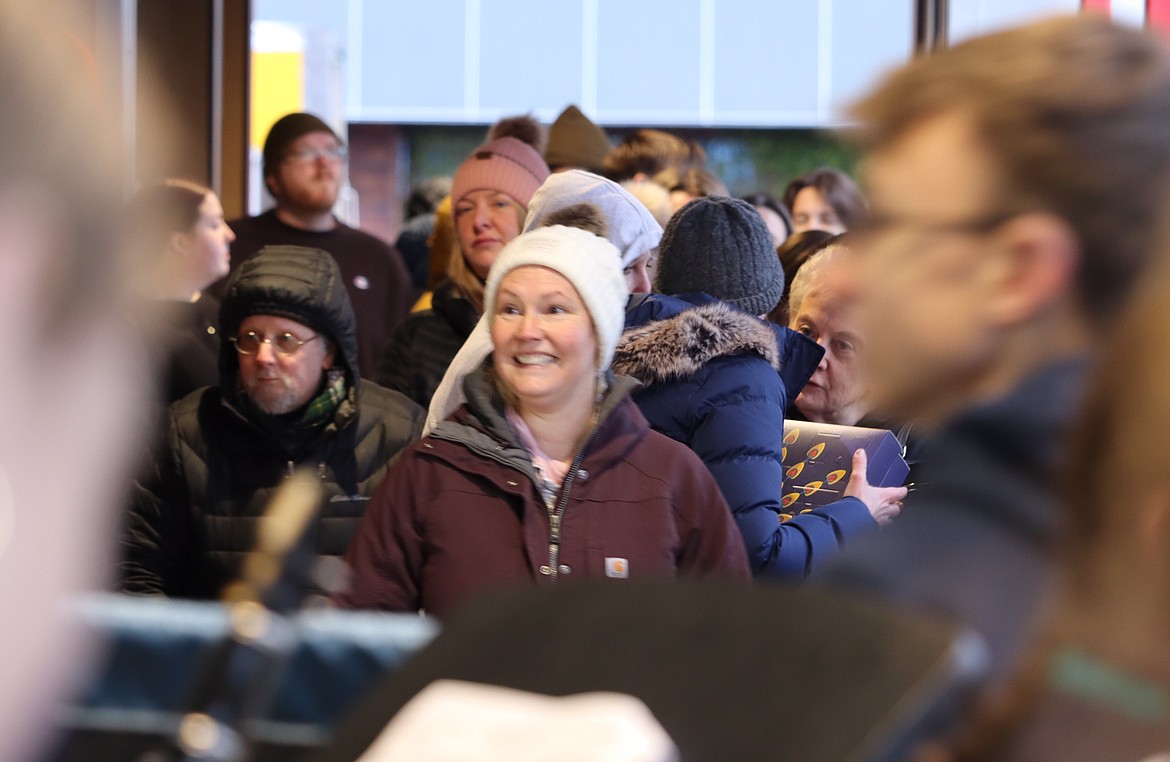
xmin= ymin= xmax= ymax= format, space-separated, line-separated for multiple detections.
xmin=1062 ymin=253 xmax=1170 ymax=613
xmin=786 ymin=241 xmax=850 ymax=321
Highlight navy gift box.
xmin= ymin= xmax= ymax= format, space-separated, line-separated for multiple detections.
xmin=780 ymin=420 xmax=909 ymax=519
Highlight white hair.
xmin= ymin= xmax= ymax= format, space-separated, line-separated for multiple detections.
xmin=787 ymin=242 xmax=850 ymax=321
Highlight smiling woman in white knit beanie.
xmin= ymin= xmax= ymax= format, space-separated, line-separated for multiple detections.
xmin=424 ymin=171 xmax=664 ymax=434
xmin=336 ymin=225 xmax=750 ymax=616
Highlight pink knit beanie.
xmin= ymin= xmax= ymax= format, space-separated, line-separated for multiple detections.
xmin=451 ymin=137 xmax=550 ymax=208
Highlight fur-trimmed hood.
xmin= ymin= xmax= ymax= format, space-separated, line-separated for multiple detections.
xmin=612 ymin=303 xmax=780 ymax=385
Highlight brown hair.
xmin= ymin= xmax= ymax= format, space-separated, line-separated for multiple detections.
xmin=603 ymin=129 xmax=704 ymax=184
xmin=781 ymin=168 xmax=866 ymax=230
xmin=124 ymin=178 xmax=212 ymax=255
xmin=663 ymin=166 xmax=728 ymax=200
xmin=1061 ymin=259 xmax=1170 ymax=623
xmin=848 ymin=14 xmax=1170 ymax=327
xmin=942 ymin=253 xmax=1170 ymax=761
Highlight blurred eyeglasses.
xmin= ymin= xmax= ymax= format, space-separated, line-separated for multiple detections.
xmin=230 ymin=331 xmax=321 ymax=357
xmin=283 ymin=145 xmax=348 ymax=164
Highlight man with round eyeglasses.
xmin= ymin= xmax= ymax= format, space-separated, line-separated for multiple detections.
xmin=233 ymin=318 xmax=332 ymax=416
xmin=224 ymin=112 xmax=413 ymax=376
xmin=123 ymin=245 xmax=424 ymax=600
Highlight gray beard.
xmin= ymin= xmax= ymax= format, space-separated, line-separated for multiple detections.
xmin=242 ymin=373 xmax=303 ymax=415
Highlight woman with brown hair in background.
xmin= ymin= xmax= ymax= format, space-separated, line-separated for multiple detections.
xmin=783 ymin=167 xmax=866 ymax=235
xmin=125 ymin=179 xmax=235 ymax=403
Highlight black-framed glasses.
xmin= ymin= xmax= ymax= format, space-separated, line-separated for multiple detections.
xmin=230 ymin=331 xmax=321 ymax=357
xmin=283 ymin=145 xmax=348 ymax=165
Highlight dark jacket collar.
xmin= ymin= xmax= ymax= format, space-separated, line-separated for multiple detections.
xmin=921 ymin=356 xmax=1089 ymax=544
xmin=429 ymin=362 xmax=644 ymax=481
xmin=431 ymin=279 xmax=481 ymax=340
xmin=218 ymin=377 xmax=359 ymax=459
xmin=943 ymin=356 xmax=1087 ymax=467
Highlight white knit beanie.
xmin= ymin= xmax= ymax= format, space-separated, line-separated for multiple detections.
xmin=522 ymin=170 xmax=662 ymax=267
xmin=483 ymin=225 xmax=628 ymax=372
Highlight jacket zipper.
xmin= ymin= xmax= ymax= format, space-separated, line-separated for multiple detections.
xmin=543 ymin=415 xmax=600 ymax=582
xmin=428 ymin=410 xmax=602 ymax=583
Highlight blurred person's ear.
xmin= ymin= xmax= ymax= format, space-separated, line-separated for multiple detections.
xmin=982 ymin=212 xmax=1080 ymax=328
xmin=1139 ymin=488 xmax=1170 ymax=575
xmin=170 ymin=230 xmax=189 ymax=255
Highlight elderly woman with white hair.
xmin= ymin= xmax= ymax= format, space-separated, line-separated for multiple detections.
xmin=787 ymin=242 xmax=922 ymax=479
xmin=786 ymin=242 xmax=872 ymax=426
xmin=336 ymin=225 xmax=750 ymax=616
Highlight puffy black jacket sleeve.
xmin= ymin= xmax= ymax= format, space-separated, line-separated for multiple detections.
xmin=121 ymin=410 xmax=194 ymax=596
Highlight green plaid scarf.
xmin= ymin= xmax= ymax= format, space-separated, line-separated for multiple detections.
xmin=302 ymin=368 xmax=348 ymax=425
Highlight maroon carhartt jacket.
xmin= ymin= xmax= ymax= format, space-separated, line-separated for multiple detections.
xmin=336 ymin=372 xmax=750 ymax=617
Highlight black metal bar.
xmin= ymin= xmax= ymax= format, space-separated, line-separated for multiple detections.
xmin=915 ymin=0 xmax=949 ymax=56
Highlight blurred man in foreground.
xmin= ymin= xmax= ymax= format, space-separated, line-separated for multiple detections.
xmin=820 ymin=15 xmax=1170 ymax=682
xmin=0 ymin=1 xmax=158 ymax=758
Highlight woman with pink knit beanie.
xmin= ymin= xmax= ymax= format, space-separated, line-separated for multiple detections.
xmin=375 ymin=137 xmax=549 ymax=408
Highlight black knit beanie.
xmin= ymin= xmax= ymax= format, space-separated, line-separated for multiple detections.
xmin=262 ymin=112 xmax=341 ymax=178
xmin=656 ymin=196 xmax=785 ymax=315
xmin=219 ymin=245 xmax=360 ymax=380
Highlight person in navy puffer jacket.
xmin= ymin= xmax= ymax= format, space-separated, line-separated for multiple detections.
xmin=613 ymin=197 xmax=904 ymax=578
